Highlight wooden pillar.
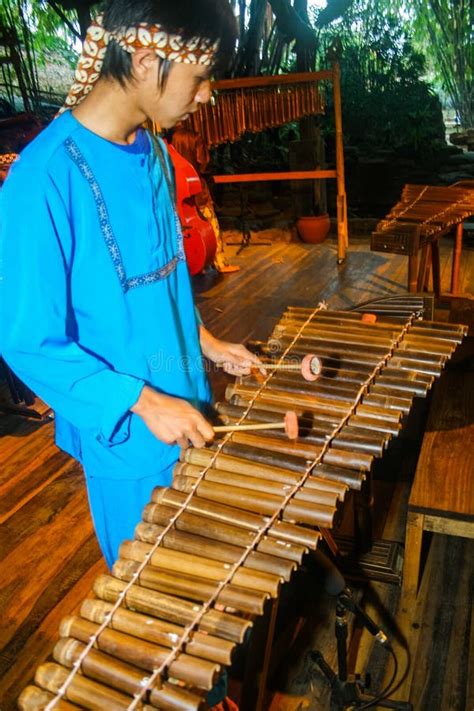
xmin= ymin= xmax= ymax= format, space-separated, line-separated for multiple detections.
xmin=431 ymin=240 xmax=441 ymax=297
xmin=408 ymin=254 xmax=419 ymax=293
xmin=401 ymin=511 xmax=425 ymax=610
xmin=416 ymin=244 xmax=430 ymax=292
xmin=451 ymin=222 xmax=463 ymax=295
xmin=332 ymin=62 xmax=349 ymax=264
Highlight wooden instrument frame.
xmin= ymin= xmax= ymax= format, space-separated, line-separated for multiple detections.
xmin=210 ymin=64 xmax=349 ymax=263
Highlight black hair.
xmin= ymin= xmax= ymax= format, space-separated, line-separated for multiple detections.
xmin=100 ymin=0 xmax=237 ymax=88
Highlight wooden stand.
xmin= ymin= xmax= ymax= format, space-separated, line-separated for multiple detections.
xmin=371 ymin=181 xmax=474 ymax=296
xmin=212 ymin=65 xmax=349 ymax=263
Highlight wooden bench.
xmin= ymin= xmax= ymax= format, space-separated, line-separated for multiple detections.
xmin=401 ymin=334 xmax=474 ymax=609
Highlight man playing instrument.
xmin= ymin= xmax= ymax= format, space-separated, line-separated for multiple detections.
xmin=0 ymin=0 xmax=259 ymax=576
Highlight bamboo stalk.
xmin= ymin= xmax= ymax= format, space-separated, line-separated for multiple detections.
xmin=226 ymin=383 xmax=402 ymax=424
xmin=119 ymin=539 xmax=281 ymax=597
xmin=142 ymin=502 xmax=307 ymax=563
xmin=35 ymin=662 xmax=138 ymax=711
xmin=175 ymin=462 xmax=339 ymax=508
xmin=228 ymin=393 xmax=401 ymax=436
xmin=59 ymin=615 xmax=219 ymax=690
xmin=93 ymin=575 xmax=251 ymax=643
xmin=54 ymin=638 xmax=205 ymax=710
xmin=18 ymin=686 xmax=79 ymax=711
xmin=114 ymin=553 xmax=267 ymax=615
xmin=81 ymin=598 xmax=234 ymax=666
xmin=134 ymin=513 xmax=296 ymax=580
xmin=173 ymin=474 xmax=337 ymax=528
xmin=152 ymin=487 xmax=321 ymax=549
xmin=221 ymin=430 xmax=374 ymax=471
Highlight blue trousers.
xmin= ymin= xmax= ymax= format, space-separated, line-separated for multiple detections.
xmin=83 ymin=462 xmax=175 ymax=569
xmin=82 ymin=460 xmax=228 ymax=706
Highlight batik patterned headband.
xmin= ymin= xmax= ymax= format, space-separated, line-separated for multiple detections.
xmin=60 ymin=13 xmax=216 ymax=113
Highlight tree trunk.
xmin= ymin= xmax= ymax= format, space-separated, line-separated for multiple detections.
xmin=236 ymin=0 xmax=267 ymax=75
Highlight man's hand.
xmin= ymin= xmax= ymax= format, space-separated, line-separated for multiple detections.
xmin=200 ymin=326 xmax=265 ymax=376
xmin=131 ymin=386 xmax=214 ymax=449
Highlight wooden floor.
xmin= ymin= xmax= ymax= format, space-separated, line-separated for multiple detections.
xmin=0 ymin=234 xmax=473 ymax=710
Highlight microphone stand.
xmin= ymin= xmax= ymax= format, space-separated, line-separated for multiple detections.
xmin=310 ymin=590 xmax=413 ymax=710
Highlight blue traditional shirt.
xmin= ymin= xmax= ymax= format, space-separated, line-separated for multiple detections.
xmin=0 ymin=110 xmax=211 ymax=481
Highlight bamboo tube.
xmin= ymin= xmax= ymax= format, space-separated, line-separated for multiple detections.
xmin=54 ymin=638 xmax=153 ymax=699
xmin=119 ymin=539 xmax=281 ymax=597
xmin=212 ymin=435 xmax=373 ymax=475
xmin=215 ymin=403 xmax=389 ymax=455
xmin=388 ymin=357 xmax=442 ymax=377
xmin=279 ymin=315 xmax=399 ymax=337
xmin=175 ymin=462 xmax=339 ymax=509
xmin=81 ymin=598 xmax=234 ymax=665
xmin=53 ymin=638 xmax=200 ymax=711
xmin=268 ymin=338 xmax=387 ymax=365
xmin=93 ymin=575 xmax=251 ymax=643
xmin=114 ymin=553 xmax=267 ymax=615
xmin=278 ymin=320 xmax=461 ymax=354
xmin=181 ymin=446 xmax=304 ymax=484
xmin=271 ymin=336 xmax=446 ymax=370
xmin=283 ymin=321 xmax=400 ymax=337
xmin=411 ymin=324 xmax=466 ymax=340
xmin=240 ymin=375 xmax=413 ymax=414
xmin=180 ymin=464 xmax=338 ymax=506
xmin=35 ymin=662 xmax=137 ymax=711
xmin=218 ymin=414 xmax=386 ymax=457
xmin=134 ymin=515 xmax=296 ymax=580
xmin=209 ymin=439 xmax=315 ymax=474
xmin=381 ymin=366 xmax=434 ymax=385
xmin=391 ymin=348 xmax=446 ymax=367
xmin=314 ymin=463 xmax=366 ymax=489
xmin=151 ymin=487 xmax=321 ymax=549
xmin=59 ymin=615 xmax=219 ymax=690
xmin=243 ymin=372 xmax=417 ymax=413
xmin=374 ymin=376 xmax=431 ymax=397
xmin=228 ymin=393 xmax=401 ymax=436
xmin=222 ymin=430 xmax=374 ymax=471
xmin=173 ymin=474 xmax=337 ymax=528
xmin=251 ymin=375 xmax=362 ymax=401
xmin=180 ymin=450 xmax=347 ymax=499
xmin=272 ymin=325 xmax=394 ymax=348
xmin=348 ymin=414 xmax=401 ymax=436
xmin=182 ymin=445 xmax=314 ymax=485
xmin=410 ymin=321 xmax=467 ymax=337
xmin=402 ymin=336 xmax=458 ymax=356
xmin=362 ymin=392 xmax=413 ymax=414
xmin=54 ymin=638 xmax=206 ymax=710
xmin=142 ymin=502 xmax=307 ymax=563
xmin=226 ymin=384 xmax=402 ymax=424
xmin=18 ymin=687 xmax=79 ymax=711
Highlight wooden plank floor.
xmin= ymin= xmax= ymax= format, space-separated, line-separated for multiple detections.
xmin=0 ymin=234 xmax=472 ymax=710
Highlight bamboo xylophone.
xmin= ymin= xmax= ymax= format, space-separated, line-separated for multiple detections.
xmin=19 ymin=297 xmax=467 ymax=711
xmin=371 ymin=182 xmax=474 ymax=294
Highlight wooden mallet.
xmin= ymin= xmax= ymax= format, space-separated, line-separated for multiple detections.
xmin=213 ymin=410 xmax=299 ymax=440
xmin=253 ymin=353 xmax=322 ymax=382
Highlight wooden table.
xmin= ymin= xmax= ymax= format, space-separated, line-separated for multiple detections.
xmin=401 ymin=339 xmax=474 ymax=608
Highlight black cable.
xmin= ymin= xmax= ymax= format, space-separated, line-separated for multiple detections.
xmin=356 ymin=645 xmax=399 ymax=710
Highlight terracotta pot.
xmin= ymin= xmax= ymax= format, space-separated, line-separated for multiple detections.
xmin=296 ymin=214 xmax=330 ymax=244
